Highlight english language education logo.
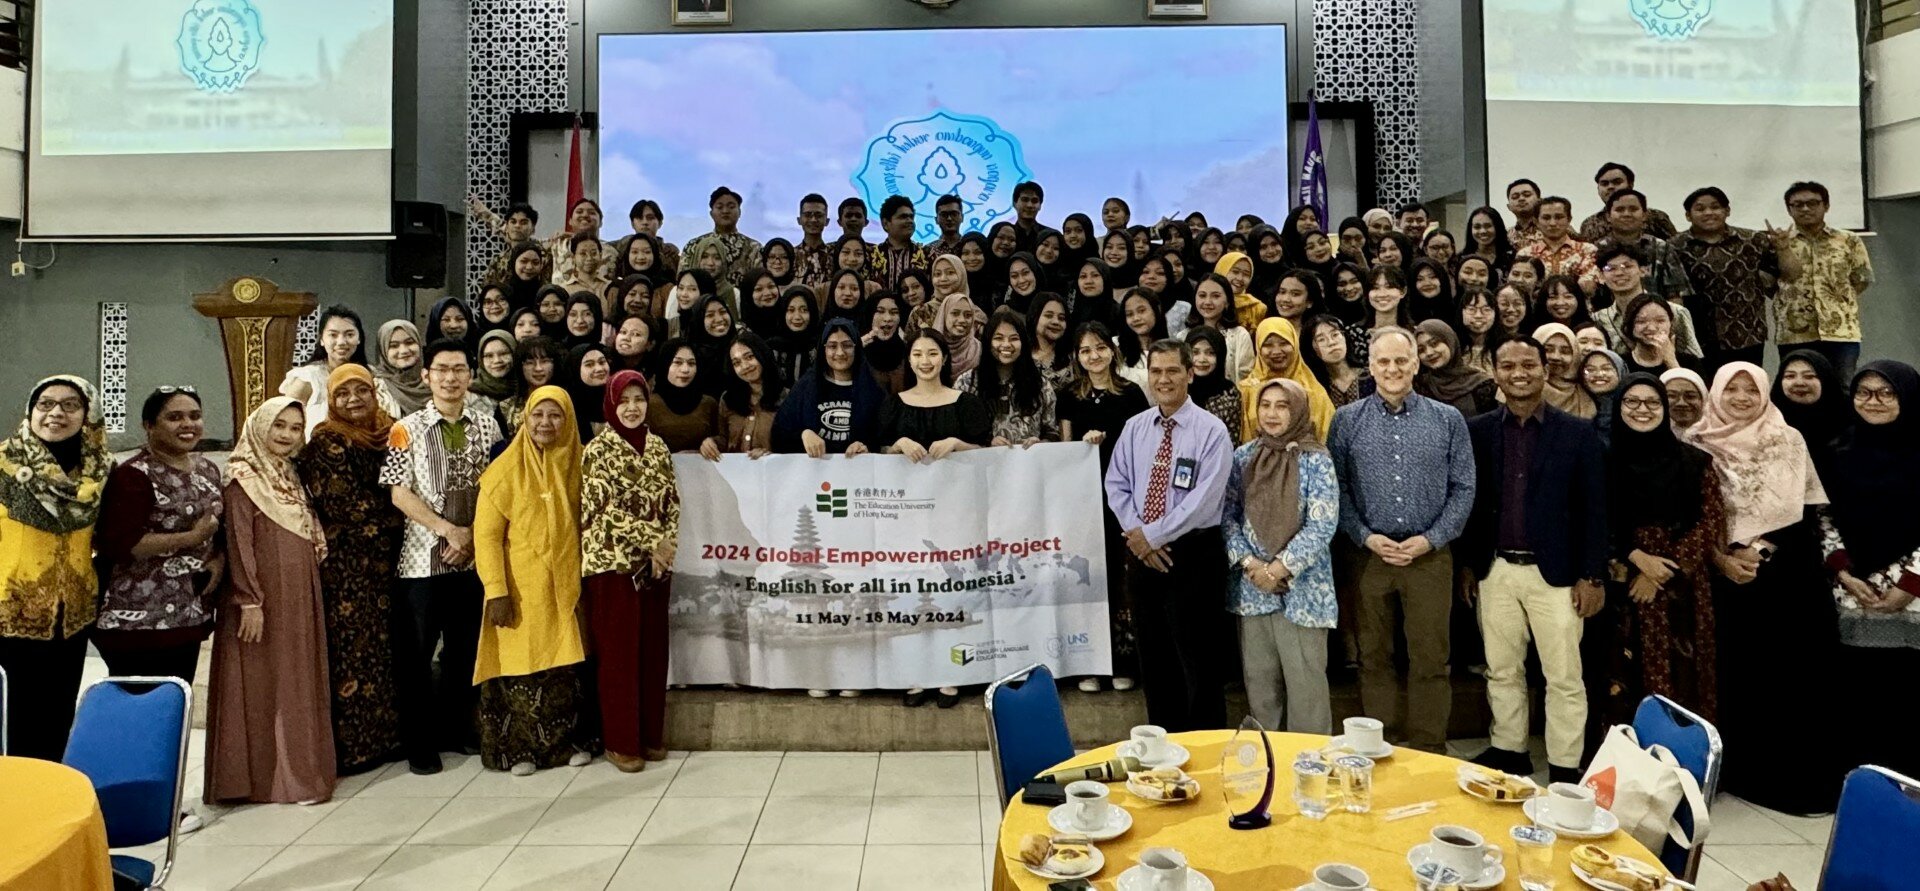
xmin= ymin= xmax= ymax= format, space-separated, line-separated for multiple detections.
xmin=177 ymin=0 xmax=266 ymax=93
xmin=815 ymin=482 xmax=849 ymax=518
xmin=853 ymin=110 xmax=1034 ymax=243
xmin=951 ymin=644 xmax=976 ymax=666
xmin=1628 ymin=0 xmax=1712 ymax=40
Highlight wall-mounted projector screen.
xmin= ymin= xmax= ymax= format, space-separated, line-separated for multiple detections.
xmin=1483 ymin=0 xmax=1864 ymax=229
xmin=597 ymin=25 xmax=1288 ymax=245
xmin=27 ymin=0 xmax=394 ymax=239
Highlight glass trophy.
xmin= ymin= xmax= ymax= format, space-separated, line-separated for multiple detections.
xmin=1219 ymin=715 xmax=1276 ymax=829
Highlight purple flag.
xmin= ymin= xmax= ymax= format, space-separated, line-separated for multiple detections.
xmin=1297 ymin=92 xmax=1327 ymax=224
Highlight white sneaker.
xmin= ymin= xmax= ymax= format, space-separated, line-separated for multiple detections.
xmin=1112 ymin=677 xmax=1136 ymax=691
xmin=807 ymin=689 xmax=830 ymax=699
xmin=1077 ymin=678 xmax=1101 ymax=693
xmin=837 ymin=689 xmax=862 ymax=698
xmin=510 ymin=761 xmax=537 ymax=776
xmin=178 ymin=812 xmax=204 ymax=834
xmin=295 ymin=798 xmax=326 ymax=806
xmin=568 ymin=751 xmax=592 ymax=767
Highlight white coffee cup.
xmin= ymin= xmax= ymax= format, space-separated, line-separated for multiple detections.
xmin=1428 ymin=824 xmax=1494 ymax=882
xmin=1137 ymin=847 xmax=1189 ymax=891
xmin=1342 ymin=716 xmax=1385 ymax=754
xmin=1130 ymin=724 xmax=1171 ymax=762
xmin=1312 ymin=862 xmax=1371 ymax=891
xmin=1546 ymin=781 xmax=1598 ymax=830
xmin=1067 ymin=780 xmax=1111 ymax=831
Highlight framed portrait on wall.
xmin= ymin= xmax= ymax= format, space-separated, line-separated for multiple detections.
xmin=1147 ymin=0 xmax=1207 ymax=18
xmin=673 ymin=0 xmax=731 ymax=26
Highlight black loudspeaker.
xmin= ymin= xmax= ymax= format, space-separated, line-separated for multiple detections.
xmin=387 ymin=201 xmax=448 ymax=289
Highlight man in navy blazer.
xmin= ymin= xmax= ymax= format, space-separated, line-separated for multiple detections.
xmin=1458 ymin=336 xmax=1609 ymax=784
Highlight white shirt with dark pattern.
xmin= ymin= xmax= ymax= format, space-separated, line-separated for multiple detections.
xmin=379 ymin=402 xmax=502 ymax=579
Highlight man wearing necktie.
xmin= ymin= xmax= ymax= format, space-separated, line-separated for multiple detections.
xmin=1105 ymin=339 xmax=1233 ymax=730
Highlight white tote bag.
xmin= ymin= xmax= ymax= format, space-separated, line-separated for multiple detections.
xmin=1580 ymin=724 xmax=1712 ymax=854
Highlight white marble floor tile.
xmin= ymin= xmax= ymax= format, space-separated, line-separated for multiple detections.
xmin=634 ymin=796 xmax=766 ymax=846
xmin=664 ymin=752 xmax=784 ymax=798
xmin=458 ymin=762 xmax=581 ymax=799
xmin=730 ymin=844 xmax=865 ymax=891
xmin=1704 ymin=843 xmax=1828 ymax=888
xmin=876 ymin=751 xmax=979 ymax=797
xmin=187 ymin=801 xmax=341 ymax=847
xmin=355 ymin=754 xmax=485 ymax=799
xmin=519 ymin=795 xmax=660 ymax=847
xmin=604 ymin=844 xmax=746 ymax=891
xmin=293 ymin=797 xmax=449 ymax=846
xmin=751 ymin=796 xmax=873 ymax=846
xmin=866 ymin=796 xmax=982 ymax=845
xmin=359 ymin=844 xmax=514 ymax=891
xmin=560 ymin=756 xmax=681 ymax=799
xmin=860 ymin=844 xmax=985 ymax=891
xmin=234 ymin=843 xmax=397 ymax=890
xmin=770 ymin=752 xmax=880 ymax=798
xmin=481 ymin=844 xmax=630 ymax=890
xmin=408 ymin=795 xmax=554 ymax=846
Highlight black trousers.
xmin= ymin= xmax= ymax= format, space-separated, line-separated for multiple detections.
xmin=1126 ymin=526 xmax=1229 ymax=733
xmin=99 ymin=640 xmax=204 ymax=684
xmin=392 ymin=571 xmax=483 ymax=758
xmin=0 ymin=628 xmax=88 ymax=761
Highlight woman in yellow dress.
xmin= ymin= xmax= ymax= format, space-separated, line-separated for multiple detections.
xmin=1238 ymin=317 xmax=1335 ymax=443
xmin=472 ymin=384 xmax=595 ymax=775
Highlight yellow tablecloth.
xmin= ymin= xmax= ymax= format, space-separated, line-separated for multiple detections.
xmin=992 ymin=731 xmax=1665 ymax=890
xmin=0 ymin=757 xmax=114 ymax=891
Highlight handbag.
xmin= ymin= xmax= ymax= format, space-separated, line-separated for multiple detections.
xmin=1581 ymin=724 xmax=1712 ymax=855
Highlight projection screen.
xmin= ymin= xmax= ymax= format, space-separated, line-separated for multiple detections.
xmin=27 ymin=0 xmax=394 ymax=239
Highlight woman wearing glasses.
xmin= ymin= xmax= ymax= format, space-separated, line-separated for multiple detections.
xmin=0 ymin=376 xmax=111 ymax=761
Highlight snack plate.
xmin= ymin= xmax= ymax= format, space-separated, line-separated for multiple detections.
xmin=1125 ymin=772 xmax=1201 ymax=805
xmin=1020 ymin=844 xmax=1106 ymax=881
xmin=1572 ymin=858 xmax=1671 ymax=891
xmin=1455 ymin=764 xmax=1544 ymax=803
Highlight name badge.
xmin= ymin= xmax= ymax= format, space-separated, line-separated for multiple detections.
xmin=1172 ymin=457 xmax=1198 ymax=490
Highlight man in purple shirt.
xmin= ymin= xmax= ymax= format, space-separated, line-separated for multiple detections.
xmin=1105 ymin=339 xmax=1234 ymax=731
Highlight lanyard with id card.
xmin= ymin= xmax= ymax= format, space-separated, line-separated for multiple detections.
xmin=1172 ymin=457 xmax=1198 ymax=491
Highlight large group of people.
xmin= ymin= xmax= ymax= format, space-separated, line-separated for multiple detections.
xmin=0 ymin=166 xmax=1903 ymax=825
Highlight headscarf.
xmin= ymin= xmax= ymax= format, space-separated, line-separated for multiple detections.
xmin=1070 ymin=259 xmax=1118 ymax=330
xmin=1247 ymin=225 xmax=1287 ymax=301
xmin=1826 ymin=361 xmax=1920 ymax=572
xmin=314 ymin=363 xmax=394 ymax=451
xmin=653 ymin=339 xmax=709 ymax=417
xmin=761 ymin=238 xmax=798 ymax=287
xmin=1326 ymin=261 xmax=1369 ymax=325
xmin=1660 ymin=367 xmax=1708 ymax=434
xmin=1184 ymin=326 xmax=1234 ymax=407
xmin=1245 ymin=378 xmax=1328 ymax=555
xmin=371 ymin=319 xmax=432 ymax=417
xmin=1412 ymin=319 xmax=1491 ymax=408
xmin=1683 ymin=362 xmax=1828 ymax=545
xmin=478 ymin=385 xmax=581 ymax=562
xmin=1408 ymin=257 xmax=1456 ymax=322
xmin=1215 ymin=252 xmax=1267 ymax=331
xmin=684 ymin=292 xmax=739 ymax=394
xmin=1607 ymin=372 xmax=1712 ymax=538
xmin=1239 ymin=317 xmax=1334 ymax=441
xmin=822 ymin=269 xmax=869 ymax=325
xmin=737 ymin=268 xmax=784 ymax=335
xmin=1002 ymin=252 xmax=1043 ymax=316
xmin=562 ymin=291 xmax=607 ymax=348
xmin=563 ymin=342 xmax=611 ymax=442
xmin=862 ymin=293 xmax=908 ymax=376
xmin=769 ymin=285 xmax=822 ymax=366
xmin=1771 ymin=348 xmax=1851 ymax=470
xmin=0 ymin=375 xmax=109 ymax=534
xmin=225 ymin=396 xmax=326 ymax=558
xmin=1531 ymin=323 xmax=1596 ymax=419
xmin=469 ymin=330 xmax=519 ymax=401
xmin=1582 ymin=347 xmax=1627 ymax=445
xmin=936 ymin=290 xmax=982 ymax=377
xmin=602 ymin=369 xmax=653 ymax=454
xmin=423 ymin=296 xmax=479 ymax=353
xmin=1061 ymin=213 xmax=1099 ymax=269
xmin=958 ymin=233 xmax=1000 ymax=297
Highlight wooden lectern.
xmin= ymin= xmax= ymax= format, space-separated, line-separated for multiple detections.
xmin=192 ymin=277 xmax=318 ymax=442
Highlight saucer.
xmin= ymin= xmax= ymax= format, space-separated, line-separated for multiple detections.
xmin=1455 ymin=765 xmax=1543 ymax=803
xmin=1407 ymin=847 xmax=1505 ymax=891
xmin=1119 ymin=740 xmax=1191 ymax=770
xmin=1327 ymin=735 xmax=1395 ymax=759
xmin=1524 ymin=798 xmax=1621 ymax=839
xmin=1047 ymin=803 xmax=1134 ymax=841
xmin=1571 ymin=857 xmax=1668 ymax=891
xmin=1125 ymin=770 xmax=1201 ymax=805
xmin=1021 ymin=845 xmax=1105 ymax=881
xmin=1116 ymin=865 xmax=1215 ymax=891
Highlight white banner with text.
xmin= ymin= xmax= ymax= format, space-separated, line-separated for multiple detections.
xmin=666 ymin=444 xmax=1112 ymax=689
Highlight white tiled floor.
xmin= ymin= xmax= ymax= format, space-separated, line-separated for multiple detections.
xmin=89 ymin=644 xmax=1831 ymax=891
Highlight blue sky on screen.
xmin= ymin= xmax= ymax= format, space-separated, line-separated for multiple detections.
xmin=598 ymin=25 xmax=1289 ymax=244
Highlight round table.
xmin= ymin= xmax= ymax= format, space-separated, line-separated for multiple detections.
xmin=992 ymin=730 xmax=1666 ymax=890
xmin=0 ymin=757 xmax=115 ymax=891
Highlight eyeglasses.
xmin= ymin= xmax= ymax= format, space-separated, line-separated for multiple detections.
xmin=427 ymin=364 xmax=472 ymax=376
xmin=1787 ymin=199 xmax=1825 ymax=210
xmin=157 ymin=385 xmax=198 ymax=395
xmin=33 ymin=398 xmax=86 ymax=415
xmin=1620 ymin=397 xmax=1663 ymax=411
xmin=1602 ymin=263 xmax=1639 ymax=274
xmin=1855 ymin=387 xmax=1898 ymax=405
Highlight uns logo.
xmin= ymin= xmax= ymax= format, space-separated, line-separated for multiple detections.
xmin=1628 ymin=0 xmax=1712 ymax=40
xmin=1045 ymin=632 xmax=1091 ymax=658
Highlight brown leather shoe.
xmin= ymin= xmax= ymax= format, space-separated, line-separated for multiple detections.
xmin=607 ymin=751 xmax=647 ymax=773
xmin=642 ymin=747 xmax=670 ymax=762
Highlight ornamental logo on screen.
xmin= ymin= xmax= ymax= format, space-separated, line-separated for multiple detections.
xmin=853 ymin=110 xmax=1034 ymax=243
xmin=177 ymin=0 xmax=266 ymax=93
xmin=1629 ymin=0 xmax=1712 ymax=40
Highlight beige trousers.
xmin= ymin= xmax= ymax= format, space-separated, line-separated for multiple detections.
xmin=1478 ymin=558 xmax=1587 ymax=768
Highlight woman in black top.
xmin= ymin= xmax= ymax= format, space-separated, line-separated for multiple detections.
xmin=878 ymin=331 xmax=992 ymax=710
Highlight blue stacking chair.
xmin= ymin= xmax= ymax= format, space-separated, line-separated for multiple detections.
xmin=1819 ymin=765 xmax=1920 ymax=890
xmin=983 ymin=663 xmax=1075 ymax=809
xmin=62 ymin=677 xmax=193 ymax=891
xmin=1631 ymin=694 xmax=1722 ymax=881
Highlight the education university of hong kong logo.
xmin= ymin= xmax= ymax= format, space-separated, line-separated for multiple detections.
xmin=178 ymin=0 xmax=266 ymax=93
xmin=1628 ymin=0 xmax=1712 ymax=40
xmin=853 ymin=110 xmax=1034 ymax=243
xmin=815 ymin=482 xmax=849 ymax=518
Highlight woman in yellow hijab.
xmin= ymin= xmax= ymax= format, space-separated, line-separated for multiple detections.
xmin=473 ymin=384 xmax=594 ymax=775
xmin=1239 ymin=317 xmax=1335 ymax=442
xmin=1215 ymin=251 xmax=1267 ymax=331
